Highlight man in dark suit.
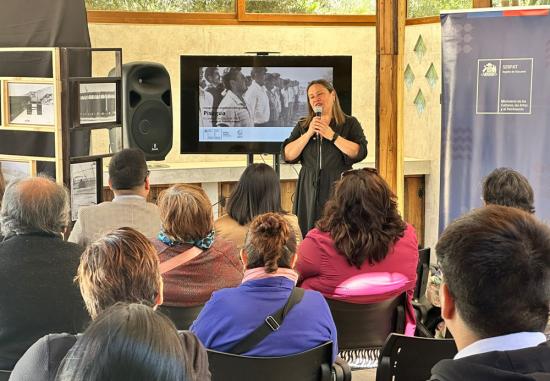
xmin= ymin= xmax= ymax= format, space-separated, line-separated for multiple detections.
xmin=0 ymin=176 xmax=89 ymax=370
xmin=429 ymin=205 xmax=550 ymax=381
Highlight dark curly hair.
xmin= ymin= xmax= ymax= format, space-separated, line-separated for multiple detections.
xmin=243 ymin=213 xmax=297 ymax=273
xmin=316 ymin=169 xmax=406 ymax=268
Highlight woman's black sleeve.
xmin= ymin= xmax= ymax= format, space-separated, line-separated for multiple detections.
xmin=280 ymin=122 xmax=304 ymax=164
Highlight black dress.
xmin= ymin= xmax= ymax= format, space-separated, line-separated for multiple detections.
xmin=282 ymin=115 xmax=368 ymax=236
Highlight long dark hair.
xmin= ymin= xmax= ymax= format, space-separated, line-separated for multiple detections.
xmin=56 ymin=303 xmax=191 ymax=381
xmin=317 ymin=169 xmax=406 ymax=268
xmin=244 ymin=213 xmax=297 ymax=273
xmin=299 ymin=79 xmax=346 ymax=131
xmin=227 ymin=163 xmax=285 ymax=225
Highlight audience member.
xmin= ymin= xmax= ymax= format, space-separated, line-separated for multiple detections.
xmin=152 ymin=184 xmax=242 ymax=308
xmin=0 ymin=176 xmax=88 ymax=369
xmin=429 ymin=206 xmax=550 ymax=380
xmin=11 ymin=227 xmax=209 ymax=381
xmin=56 ymin=303 xmax=206 ymax=381
xmin=296 ymin=168 xmax=419 ymax=335
xmin=192 ymin=213 xmax=338 ymax=361
xmin=68 ymin=148 xmax=160 ymax=247
xmin=215 ymin=163 xmax=302 ymax=249
xmin=482 ymin=167 xmax=535 ymax=213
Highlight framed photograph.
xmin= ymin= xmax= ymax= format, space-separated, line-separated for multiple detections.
xmin=70 ymin=159 xmax=103 ymax=221
xmin=71 ymin=79 xmax=121 ymax=129
xmin=0 ymin=160 xmax=32 ymax=183
xmin=79 ymin=82 xmax=117 ymax=124
xmin=7 ymin=82 xmax=55 ymax=125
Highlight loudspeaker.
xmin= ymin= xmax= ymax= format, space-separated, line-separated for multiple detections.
xmin=116 ymin=62 xmax=173 ymax=161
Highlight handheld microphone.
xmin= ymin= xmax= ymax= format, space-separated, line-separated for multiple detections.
xmin=313 ymin=106 xmax=322 ymax=140
xmin=313 ymin=105 xmax=322 ymax=118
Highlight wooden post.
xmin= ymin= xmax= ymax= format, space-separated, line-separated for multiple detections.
xmin=473 ymin=0 xmax=493 ymax=8
xmin=376 ymin=0 xmax=405 ymax=208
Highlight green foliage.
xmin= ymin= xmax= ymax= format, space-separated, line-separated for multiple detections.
xmin=85 ymin=0 xmax=376 ymax=14
xmin=246 ymin=0 xmax=375 ymax=15
xmin=407 ymin=0 xmax=472 ymax=18
xmin=85 ymin=0 xmax=234 ymax=13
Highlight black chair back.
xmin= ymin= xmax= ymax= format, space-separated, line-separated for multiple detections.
xmin=0 ymin=370 xmax=10 ymax=381
xmin=325 ymin=293 xmax=407 ymax=350
xmin=207 ymin=341 xmax=333 ymax=381
xmin=414 ymin=247 xmax=431 ymax=301
xmin=157 ymin=304 xmax=204 ymax=330
xmin=376 ymin=333 xmax=457 ymax=381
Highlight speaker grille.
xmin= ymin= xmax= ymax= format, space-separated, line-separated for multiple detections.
xmin=131 ymin=100 xmax=172 ymax=155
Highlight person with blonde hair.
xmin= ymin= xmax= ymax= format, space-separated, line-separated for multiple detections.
xmin=152 ymin=184 xmax=242 ymax=310
xmin=191 ymin=213 xmax=338 ymax=361
xmin=11 ymin=227 xmax=210 ymax=381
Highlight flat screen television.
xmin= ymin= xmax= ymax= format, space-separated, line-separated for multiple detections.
xmin=180 ymin=55 xmax=352 ymax=154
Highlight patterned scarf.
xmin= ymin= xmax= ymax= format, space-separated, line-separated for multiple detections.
xmin=157 ymin=229 xmax=215 ymax=250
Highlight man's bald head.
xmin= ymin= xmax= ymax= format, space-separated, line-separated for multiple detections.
xmin=0 ymin=176 xmax=69 ymax=237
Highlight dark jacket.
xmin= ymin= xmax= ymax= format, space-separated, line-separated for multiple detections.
xmin=0 ymin=233 xmax=89 ymax=369
xmin=10 ymin=331 xmax=211 ymax=381
xmin=430 ymin=342 xmax=550 ymax=381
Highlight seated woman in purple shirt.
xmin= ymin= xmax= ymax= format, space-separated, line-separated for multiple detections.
xmin=191 ymin=212 xmax=338 ymax=361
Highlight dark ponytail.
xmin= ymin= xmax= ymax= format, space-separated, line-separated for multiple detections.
xmin=244 ymin=213 xmax=297 ymax=273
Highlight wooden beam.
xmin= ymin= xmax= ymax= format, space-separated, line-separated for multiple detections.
xmin=86 ymin=10 xmax=376 ymax=26
xmin=376 ymin=0 xmax=405 ymax=208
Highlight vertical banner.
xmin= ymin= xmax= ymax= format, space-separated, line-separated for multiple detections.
xmin=440 ymin=7 xmax=550 ymax=231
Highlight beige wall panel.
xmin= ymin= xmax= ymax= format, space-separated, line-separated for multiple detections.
xmin=404 ymin=23 xmax=441 ymax=251
xmin=88 ymin=23 xmax=376 ymax=163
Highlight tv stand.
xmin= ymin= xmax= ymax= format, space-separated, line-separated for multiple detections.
xmin=246 ymin=154 xmax=280 ymax=178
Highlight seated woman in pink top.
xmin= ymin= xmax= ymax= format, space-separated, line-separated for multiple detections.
xmin=296 ymin=168 xmax=419 ymax=335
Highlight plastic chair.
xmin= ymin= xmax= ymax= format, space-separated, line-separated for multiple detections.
xmin=376 ymin=333 xmax=457 ymax=381
xmin=157 ymin=304 xmax=204 ymax=330
xmin=0 ymin=370 xmax=10 ymax=381
xmin=412 ymin=247 xmax=438 ymax=337
xmin=325 ymin=293 xmax=407 ymax=368
xmin=413 ymin=247 xmax=431 ymax=301
xmin=207 ymin=341 xmax=350 ymax=381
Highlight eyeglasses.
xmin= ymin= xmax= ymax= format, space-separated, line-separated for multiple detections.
xmin=145 ymin=170 xmax=150 ymax=182
xmin=341 ymin=167 xmax=378 ymax=179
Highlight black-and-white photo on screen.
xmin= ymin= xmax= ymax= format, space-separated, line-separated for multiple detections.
xmin=79 ymin=82 xmax=117 ymax=124
xmin=70 ymin=161 xmax=98 ymax=221
xmin=8 ymin=83 xmax=54 ymax=125
xmin=198 ymin=66 xmax=332 ymax=142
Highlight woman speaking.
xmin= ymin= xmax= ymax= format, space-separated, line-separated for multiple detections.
xmin=282 ymin=79 xmax=368 ymax=236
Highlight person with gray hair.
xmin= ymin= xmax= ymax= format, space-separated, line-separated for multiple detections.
xmin=0 ymin=176 xmax=89 ymax=370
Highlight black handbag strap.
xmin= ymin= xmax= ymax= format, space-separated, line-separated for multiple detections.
xmin=228 ymin=287 xmax=305 ymax=355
